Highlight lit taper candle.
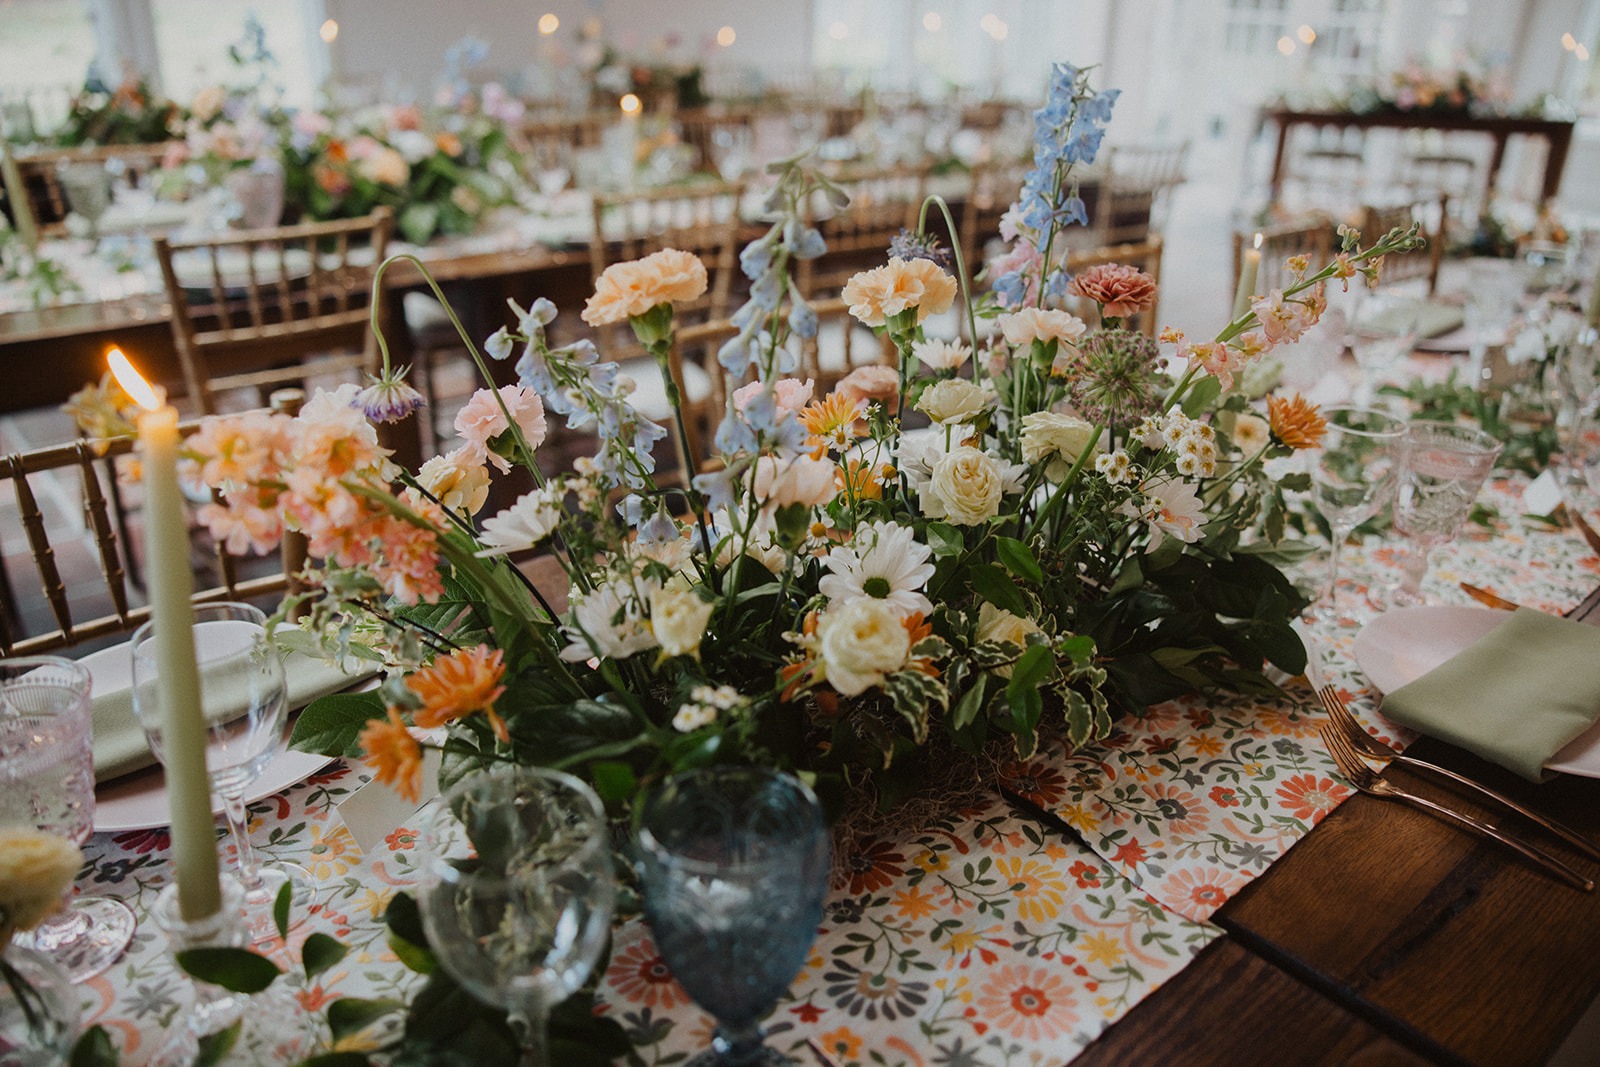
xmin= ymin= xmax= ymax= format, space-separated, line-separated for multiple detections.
xmin=108 ymin=348 xmax=223 ymax=922
xmin=1233 ymin=231 xmax=1262 ymax=320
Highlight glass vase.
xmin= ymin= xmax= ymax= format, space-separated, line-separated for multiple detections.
xmin=0 ymin=943 xmax=80 ymax=1066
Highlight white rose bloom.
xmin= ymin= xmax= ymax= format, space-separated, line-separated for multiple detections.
xmin=925 ymin=446 xmax=1004 ymax=525
xmin=912 ymin=338 xmax=972 ymax=372
xmin=998 ymin=307 xmax=1088 ymax=347
xmin=817 ymin=597 xmax=912 ymax=697
xmin=649 ymin=586 xmax=714 ymax=659
xmin=559 ymin=579 xmax=660 ymax=662
xmin=916 ymin=378 xmax=990 ymax=425
xmin=976 ymin=603 xmax=1044 ymax=677
xmin=819 ymin=521 xmax=935 ymax=616
xmin=1020 ymin=412 xmax=1104 ymax=479
xmin=1231 ymin=413 xmax=1271 ymax=454
xmin=476 ymin=489 xmax=563 ymax=557
xmin=417 ymin=448 xmax=490 ymax=515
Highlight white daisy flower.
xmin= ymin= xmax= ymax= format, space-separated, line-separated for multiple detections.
xmin=558 ymin=578 xmax=660 ymax=662
xmin=475 ymin=489 xmax=563 ymax=557
xmin=818 ymin=520 xmax=936 ymax=616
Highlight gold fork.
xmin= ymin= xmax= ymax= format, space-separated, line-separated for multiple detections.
xmin=1319 ymin=724 xmax=1594 ymax=891
xmin=1318 ymin=686 xmax=1600 ymax=862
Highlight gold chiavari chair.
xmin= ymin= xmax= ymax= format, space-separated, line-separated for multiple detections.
xmin=0 ymin=394 xmax=305 ymax=656
xmin=797 ymin=162 xmax=930 ymax=300
xmin=1232 ymin=217 xmax=1335 ymax=306
xmin=960 ymin=157 xmax=1029 ymax=269
xmin=152 ymin=209 xmax=393 ymax=415
xmin=1101 ymin=139 xmax=1190 ymax=233
xmin=590 ymin=180 xmax=747 ymax=328
xmin=1360 ymin=194 xmax=1448 ymax=295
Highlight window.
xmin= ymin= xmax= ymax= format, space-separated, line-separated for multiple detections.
xmin=1315 ymin=0 xmax=1386 ymax=80
xmin=152 ymin=0 xmax=322 ymax=109
xmin=0 ymin=0 xmax=99 ymax=135
xmin=1224 ymin=0 xmax=1290 ymax=56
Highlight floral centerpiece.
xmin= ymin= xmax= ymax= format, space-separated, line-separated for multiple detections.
xmin=1324 ymin=54 xmax=1515 ymax=117
xmin=50 ymin=74 xmax=184 ymax=147
xmin=149 ymin=63 xmax=1427 ymax=830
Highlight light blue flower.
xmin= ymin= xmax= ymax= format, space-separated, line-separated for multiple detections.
xmin=693 ymin=467 xmax=741 ymax=512
xmin=484 ymin=327 xmax=513 ymax=361
xmin=714 ymin=409 xmax=758 ymax=454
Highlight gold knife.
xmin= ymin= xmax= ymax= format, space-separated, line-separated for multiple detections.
xmin=1571 ymin=509 xmax=1600 ymax=558
xmin=1459 ymin=582 xmax=1520 ymax=611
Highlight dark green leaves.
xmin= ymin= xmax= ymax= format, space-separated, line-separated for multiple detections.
xmin=302 ymin=933 xmax=349 ymax=981
xmin=967 ymin=563 xmax=1030 ymax=617
xmin=175 ymin=948 xmax=281 ymax=994
xmin=69 ymin=1026 xmax=118 ymax=1067
xmin=289 ymin=692 xmax=386 ymax=758
xmin=996 ymin=537 xmax=1044 ymax=583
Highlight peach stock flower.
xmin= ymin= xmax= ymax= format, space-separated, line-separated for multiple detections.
xmin=359 ymin=708 xmax=424 ymax=803
xmin=1069 ymin=263 xmax=1159 ymax=317
xmin=581 ymin=248 xmax=709 ymax=326
xmin=842 ymin=257 xmax=958 ymax=326
xmin=1267 ymin=393 xmax=1327 ymax=449
xmin=405 ymin=644 xmax=509 ymax=739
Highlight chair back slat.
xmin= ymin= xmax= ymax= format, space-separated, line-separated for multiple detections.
xmin=1234 ymin=220 xmax=1334 ymax=305
xmin=73 ymin=442 xmax=131 ymax=626
xmin=798 ymin=163 xmax=930 ymax=300
xmin=5 ymin=455 xmax=73 ymax=642
xmin=152 ymin=209 xmax=392 ymax=413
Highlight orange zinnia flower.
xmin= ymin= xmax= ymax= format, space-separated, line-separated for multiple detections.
xmin=359 ymin=708 xmax=423 ymax=803
xmin=1267 ymin=394 xmax=1327 ymax=450
xmin=800 ymin=392 xmax=865 ymax=453
xmin=408 ymin=645 xmax=509 ymax=740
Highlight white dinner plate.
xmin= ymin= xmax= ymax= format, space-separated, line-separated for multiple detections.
xmin=83 ymin=640 xmax=338 ymax=834
xmin=170 ymin=247 xmax=314 ymax=291
xmin=1352 ymin=605 xmax=1600 ymax=778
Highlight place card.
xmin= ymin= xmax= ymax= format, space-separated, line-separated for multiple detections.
xmin=1524 ymin=468 xmax=1564 ymax=518
xmin=335 ymin=746 xmax=442 ymax=853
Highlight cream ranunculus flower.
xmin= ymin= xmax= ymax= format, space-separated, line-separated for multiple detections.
xmin=752 ymin=454 xmax=838 ymax=509
xmin=926 ymin=446 xmax=1004 ymax=526
xmin=0 ymin=828 xmax=82 ymax=939
xmin=581 ymin=248 xmax=709 ymax=326
xmin=1020 ymin=412 xmax=1105 ymax=480
xmin=416 ymin=447 xmax=491 ymax=515
xmin=649 ymin=586 xmax=715 ymax=659
xmin=916 ymin=378 xmax=990 ymax=425
xmin=997 ymin=308 xmax=1088 ymax=348
xmin=817 ymin=597 xmax=912 ymax=696
xmin=1231 ymin=412 xmax=1271 ymax=454
xmin=912 ymin=338 xmax=972 ymax=372
xmin=841 ymin=257 xmax=959 ymax=327
xmin=976 ymin=603 xmax=1044 ymax=677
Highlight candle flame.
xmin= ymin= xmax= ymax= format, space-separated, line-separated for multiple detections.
xmin=620 ymin=93 xmax=641 ymax=115
xmin=1253 ymin=232 xmax=1264 ymax=250
xmin=108 ymin=348 xmax=162 ymax=411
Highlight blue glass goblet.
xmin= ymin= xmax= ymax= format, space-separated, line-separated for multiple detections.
xmin=635 ymin=766 xmax=830 ymax=1067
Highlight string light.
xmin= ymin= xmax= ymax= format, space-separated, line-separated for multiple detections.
xmin=319 ymin=19 xmax=339 ymax=43
xmin=1277 ymin=36 xmax=1296 ymax=56
xmin=716 ymin=25 xmax=736 ymax=47
xmin=1297 ymin=25 xmax=1316 ymax=45
xmin=538 ymin=13 xmax=560 ymax=35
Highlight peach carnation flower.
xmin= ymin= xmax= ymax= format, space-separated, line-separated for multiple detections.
xmin=834 ymin=364 xmax=900 ymax=409
xmin=1069 ymin=263 xmax=1159 ymax=318
xmin=582 ymin=248 xmax=709 ymax=326
xmin=454 ymin=385 xmax=548 ymax=470
xmin=842 ymin=258 xmax=958 ymax=327
xmin=359 ymin=708 xmax=424 ymax=803
xmin=997 ymin=308 xmax=1088 ymax=348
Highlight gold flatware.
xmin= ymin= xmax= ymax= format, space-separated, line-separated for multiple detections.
xmin=1570 ymin=509 xmax=1600 ymax=558
xmin=1319 ymin=724 xmax=1594 ymax=891
xmin=1318 ymin=686 xmax=1600 ymax=862
xmin=1459 ymin=582 xmax=1520 ymax=611
xmin=807 ymin=1037 xmax=845 ymax=1067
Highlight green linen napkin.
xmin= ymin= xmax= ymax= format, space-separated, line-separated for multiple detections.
xmin=1365 ymin=301 xmax=1465 ymax=339
xmin=1381 ymin=607 xmax=1600 ymax=781
xmin=92 ymin=639 xmax=377 ymax=784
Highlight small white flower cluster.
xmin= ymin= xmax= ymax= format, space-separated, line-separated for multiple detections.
xmin=1094 ymin=450 xmax=1133 ymax=484
xmin=671 ymin=684 xmax=746 ymax=732
xmin=1134 ymin=409 xmax=1217 ymax=479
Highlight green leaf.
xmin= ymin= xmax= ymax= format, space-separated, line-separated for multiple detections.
xmin=950 ymin=674 xmax=992 ymax=731
xmin=398 ymin=201 xmax=441 ymax=244
xmin=926 ymin=522 xmax=964 ymax=557
xmin=1006 ymin=644 xmax=1054 ymax=703
xmin=194 ymin=1022 xmax=241 ymax=1067
xmin=175 ymin=947 xmax=281 ymax=994
xmin=302 ymin=932 xmax=350 ymax=981
xmin=995 ymin=537 xmax=1044 ymax=583
xmin=289 ymin=692 xmax=386 ymax=758
xmin=69 ymin=1026 xmax=118 ymax=1067
xmin=1276 ymin=471 xmax=1311 ymax=492
xmin=327 ymin=997 xmax=405 ymax=1042
xmin=883 ymin=669 xmax=946 ymax=743
xmin=274 ymin=882 xmax=291 ymax=942
xmin=1180 ymin=375 xmax=1221 ymax=417
xmin=967 ymin=563 xmax=1030 ymax=617
xmin=385 ymin=892 xmax=436 ymax=974
xmin=588 ymin=760 xmax=637 ymax=806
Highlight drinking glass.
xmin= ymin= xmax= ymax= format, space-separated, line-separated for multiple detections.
xmin=131 ymin=602 xmax=313 ymax=943
xmin=55 ymin=161 xmax=111 ymax=242
xmin=418 ymin=767 xmax=616 ymax=1067
xmin=1386 ymin=422 xmax=1504 ymax=608
xmin=1464 ymin=259 xmax=1517 ymax=390
xmin=1349 ymin=292 xmax=1422 ymax=407
xmin=0 ymin=656 xmax=137 ymax=982
xmin=1305 ymin=407 xmax=1405 ymax=621
xmin=635 ymin=766 xmax=831 ymax=1067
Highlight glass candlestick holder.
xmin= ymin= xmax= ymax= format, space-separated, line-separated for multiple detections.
xmin=148 ymin=876 xmax=316 ymax=1066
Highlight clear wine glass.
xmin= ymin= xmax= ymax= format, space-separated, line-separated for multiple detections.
xmin=55 ymin=161 xmax=112 ymax=243
xmin=1386 ymin=421 xmax=1504 ymax=608
xmin=0 ymin=656 xmax=137 ymax=982
xmin=418 ymin=767 xmax=616 ymax=1066
xmin=635 ymin=765 xmax=831 ymax=1067
xmin=1306 ymin=406 xmax=1405 ymax=622
xmin=130 ymin=602 xmax=314 ymax=944
xmin=1349 ymin=291 xmax=1422 ymax=408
